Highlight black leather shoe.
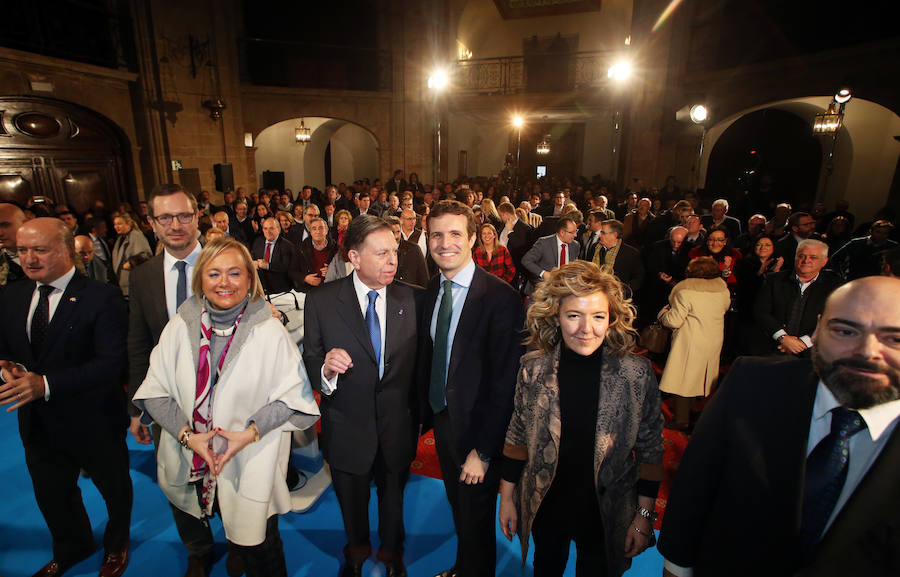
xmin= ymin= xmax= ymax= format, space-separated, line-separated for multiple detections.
xmin=98 ymin=548 xmax=129 ymax=577
xmin=339 ymin=561 xmax=363 ymax=577
xmin=433 ymin=568 xmax=457 ymax=577
xmin=183 ymin=556 xmax=210 ymax=577
xmin=32 ymin=547 xmax=94 ymax=577
xmin=385 ymin=562 xmax=407 ymax=577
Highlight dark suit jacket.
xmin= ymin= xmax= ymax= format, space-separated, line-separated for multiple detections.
xmin=657 ymin=356 xmax=900 ymax=576
xmin=753 ymin=270 xmax=842 ymax=353
xmin=297 ymin=237 xmax=337 ymax=291
xmin=610 ymin=242 xmax=645 ymax=294
xmin=127 ymin=253 xmax=171 ymax=415
xmin=0 ymin=274 xmax=128 ymax=442
xmin=643 ymin=239 xmax=689 ymax=312
xmin=397 ymin=238 xmax=429 ymax=288
xmin=417 ymin=266 xmax=523 ymax=460
xmin=251 ymin=236 xmax=302 ymax=294
xmin=504 ymin=219 xmax=534 ymax=275
xmin=701 ymin=214 xmax=742 ymax=241
xmin=303 ymin=275 xmax=419 ymax=475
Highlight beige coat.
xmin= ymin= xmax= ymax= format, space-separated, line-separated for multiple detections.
xmin=658 ymin=277 xmax=730 ymax=397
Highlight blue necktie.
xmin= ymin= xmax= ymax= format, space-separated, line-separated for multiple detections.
xmin=175 ymin=260 xmax=188 ymax=311
xmin=429 ymin=279 xmax=454 ymax=412
xmin=800 ymin=407 xmax=867 ymax=556
xmin=366 ymin=290 xmax=381 ymax=368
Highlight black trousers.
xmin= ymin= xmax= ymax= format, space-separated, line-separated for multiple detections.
xmin=530 ymin=488 xmax=606 ymax=577
xmin=433 ymin=410 xmax=501 ymax=577
xmin=330 ymin=444 xmax=409 ymax=565
xmin=152 ymin=424 xmax=214 ymax=562
xmin=23 ymin=425 xmax=133 ymax=565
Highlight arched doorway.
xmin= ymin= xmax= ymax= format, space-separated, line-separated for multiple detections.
xmin=0 ymin=96 xmax=135 ymax=212
xmin=253 ymin=117 xmax=379 ymax=191
xmin=705 ymin=108 xmax=822 ymax=217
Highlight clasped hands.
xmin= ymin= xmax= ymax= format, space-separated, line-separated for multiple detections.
xmin=0 ymin=360 xmax=45 ymax=412
xmin=180 ymin=425 xmax=257 ymax=476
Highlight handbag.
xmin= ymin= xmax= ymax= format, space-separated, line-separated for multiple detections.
xmin=640 ymin=322 xmax=670 ymax=354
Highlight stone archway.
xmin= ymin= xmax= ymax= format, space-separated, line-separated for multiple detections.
xmin=253 ymin=117 xmax=379 ymax=191
xmin=701 ymin=96 xmax=900 ymax=221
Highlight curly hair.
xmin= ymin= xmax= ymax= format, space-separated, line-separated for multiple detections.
xmin=525 ymin=260 xmax=637 ymax=355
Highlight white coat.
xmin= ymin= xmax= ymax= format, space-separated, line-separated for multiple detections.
xmin=134 ymin=297 xmax=319 ymax=545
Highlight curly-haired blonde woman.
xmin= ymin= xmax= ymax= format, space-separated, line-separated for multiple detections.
xmin=499 ymin=260 xmax=664 ymax=577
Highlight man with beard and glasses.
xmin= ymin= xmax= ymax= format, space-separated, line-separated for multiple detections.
xmin=657 ymin=276 xmax=900 ymax=576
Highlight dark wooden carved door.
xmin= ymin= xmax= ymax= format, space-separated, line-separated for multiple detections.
xmin=0 ymin=96 xmax=134 ymax=213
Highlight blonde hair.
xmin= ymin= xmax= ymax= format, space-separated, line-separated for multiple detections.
xmin=480 ymin=198 xmax=500 ymax=221
xmin=478 ymin=222 xmax=499 ymax=252
xmin=526 ymin=260 xmax=637 ymax=355
xmin=112 ymin=211 xmax=137 ymax=232
xmin=191 ymin=237 xmax=264 ymax=302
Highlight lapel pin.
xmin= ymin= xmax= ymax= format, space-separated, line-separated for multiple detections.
xmin=69 ymin=297 xmax=78 ymax=302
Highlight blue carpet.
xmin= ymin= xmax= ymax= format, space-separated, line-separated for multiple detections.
xmin=0 ymin=410 xmax=663 ymax=577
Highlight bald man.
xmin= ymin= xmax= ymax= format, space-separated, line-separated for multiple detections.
xmin=0 ymin=218 xmax=131 ymax=577
xmin=75 ymin=234 xmax=111 ymax=284
xmin=659 ymin=276 xmax=900 ymax=575
xmin=0 ymin=201 xmax=27 ymax=289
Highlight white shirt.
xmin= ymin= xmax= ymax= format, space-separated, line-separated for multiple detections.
xmin=163 ymin=242 xmax=202 ymax=319
xmin=664 ymin=382 xmax=900 ymax=577
xmin=772 ymin=273 xmax=821 ymax=347
xmin=402 ymin=229 xmax=428 ymax=259
xmin=500 ymin=217 xmax=518 ymax=247
xmin=26 ymin=266 xmax=77 ymax=400
xmin=320 ymin=271 xmax=387 ymax=394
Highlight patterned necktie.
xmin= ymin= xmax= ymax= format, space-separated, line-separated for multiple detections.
xmin=429 ymin=279 xmax=454 ymax=412
xmin=800 ymin=407 xmax=867 ymax=556
xmin=559 ymin=243 xmax=567 ymax=267
xmin=174 ymin=260 xmax=188 ymax=311
xmin=365 ymin=290 xmax=381 ymax=370
xmin=30 ymin=285 xmax=55 ymax=356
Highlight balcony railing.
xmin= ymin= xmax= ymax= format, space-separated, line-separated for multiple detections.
xmin=453 ymin=50 xmax=615 ymax=95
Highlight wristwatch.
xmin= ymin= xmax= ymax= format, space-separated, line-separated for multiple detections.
xmin=636 ymin=506 xmax=658 ymax=524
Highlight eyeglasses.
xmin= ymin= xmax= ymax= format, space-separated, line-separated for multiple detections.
xmin=153 ymin=212 xmax=195 ymax=226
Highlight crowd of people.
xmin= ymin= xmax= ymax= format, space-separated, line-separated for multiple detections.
xmin=0 ymin=169 xmax=898 ymax=577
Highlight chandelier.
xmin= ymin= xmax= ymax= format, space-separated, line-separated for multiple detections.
xmin=295 ymin=119 xmax=311 ymax=144
xmin=536 ymin=135 xmax=551 ymax=155
xmin=813 ymin=101 xmax=843 ymax=134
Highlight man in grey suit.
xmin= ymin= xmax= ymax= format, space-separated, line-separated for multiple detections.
xmin=521 ymin=215 xmax=580 ymax=295
xmin=126 ymin=184 xmax=224 ymax=577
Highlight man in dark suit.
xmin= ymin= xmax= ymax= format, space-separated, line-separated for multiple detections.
xmin=754 ymin=239 xmax=842 ymax=357
xmin=212 ymin=210 xmax=248 ymax=247
xmin=386 ymin=215 xmax=429 ymax=288
xmin=251 ymin=217 xmax=302 ymax=294
xmin=496 ymin=202 xmax=532 ymax=272
xmin=642 ymin=225 xmax=689 ymax=324
xmin=659 ymin=276 xmax=900 ymax=576
xmin=776 ymin=211 xmax=818 ymax=275
xmin=385 ymin=169 xmax=407 ymax=195
xmin=0 ymin=218 xmax=132 ymax=577
xmin=594 ymin=219 xmax=645 ymax=296
xmin=231 ymin=200 xmax=255 ymax=248
xmin=521 ymin=215 xmax=580 ymax=295
xmin=700 ymin=198 xmax=742 ymax=241
xmin=296 ymin=217 xmax=337 ymax=291
xmin=74 ymin=234 xmax=112 ymax=284
xmin=303 ymin=215 xmax=419 ymax=577
xmin=127 ymin=184 xmax=229 ymax=577
xmin=0 ymin=201 xmax=27 ymax=291
xmin=579 ymin=209 xmax=605 ymax=261
xmin=419 ymin=200 xmax=523 ymax=577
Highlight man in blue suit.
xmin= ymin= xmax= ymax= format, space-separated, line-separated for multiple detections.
xmin=419 ymin=200 xmax=523 ymax=577
xmin=0 ymin=218 xmax=131 ymax=577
